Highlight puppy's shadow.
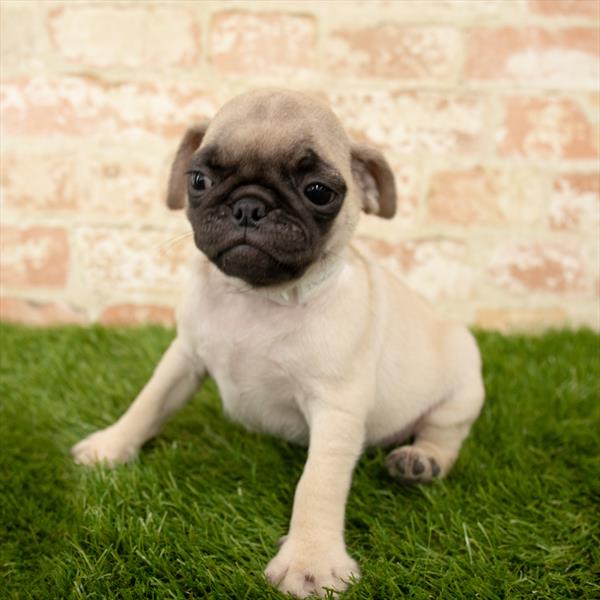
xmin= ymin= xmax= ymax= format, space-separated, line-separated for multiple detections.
xmin=142 ymin=385 xmax=306 ymax=492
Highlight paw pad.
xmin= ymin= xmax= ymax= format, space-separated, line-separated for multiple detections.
xmin=385 ymin=446 xmax=442 ymax=484
xmin=412 ymin=457 xmax=425 ymax=475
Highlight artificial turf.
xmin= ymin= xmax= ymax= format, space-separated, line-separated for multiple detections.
xmin=0 ymin=323 xmax=598 ymax=599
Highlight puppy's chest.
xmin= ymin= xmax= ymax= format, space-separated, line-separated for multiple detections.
xmin=189 ymin=293 xmax=311 ymax=443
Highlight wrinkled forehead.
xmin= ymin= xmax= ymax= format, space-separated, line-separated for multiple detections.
xmin=201 ymin=93 xmax=350 ymax=168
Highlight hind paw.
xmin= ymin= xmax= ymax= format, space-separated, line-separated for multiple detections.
xmin=385 ymin=446 xmax=442 ymax=484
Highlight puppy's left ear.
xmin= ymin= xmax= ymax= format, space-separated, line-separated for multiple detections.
xmin=166 ymin=121 xmax=210 ymax=210
xmin=351 ymin=144 xmax=397 ymax=218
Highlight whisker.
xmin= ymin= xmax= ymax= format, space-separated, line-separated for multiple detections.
xmin=158 ymin=231 xmax=194 ymax=251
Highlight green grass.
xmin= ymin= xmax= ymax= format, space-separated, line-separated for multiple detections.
xmin=0 ymin=323 xmax=598 ymax=599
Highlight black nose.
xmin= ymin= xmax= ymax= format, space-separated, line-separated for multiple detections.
xmin=232 ymin=197 xmax=267 ymax=227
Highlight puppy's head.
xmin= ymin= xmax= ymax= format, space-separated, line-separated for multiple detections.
xmin=167 ymin=89 xmax=396 ymax=287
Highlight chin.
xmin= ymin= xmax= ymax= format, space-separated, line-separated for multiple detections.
xmin=211 ymin=243 xmax=304 ymax=287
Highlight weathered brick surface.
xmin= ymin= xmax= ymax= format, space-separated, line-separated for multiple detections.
xmin=1 ymin=149 xmax=167 ymax=220
xmin=489 ymin=242 xmax=587 ymax=294
xmin=210 ymin=11 xmax=316 ymax=76
xmin=330 ymin=91 xmax=487 ymax=155
xmin=48 ymin=5 xmax=200 ymax=68
xmin=328 ymin=26 xmax=461 ymax=80
xmin=0 ymin=77 xmax=215 ymax=138
xmin=74 ymin=228 xmax=193 ymax=292
xmin=338 ymin=1 xmax=527 ymax=19
xmin=0 ymin=2 xmax=47 ymax=71
xmin=1 ymin=151 xmax=79 ymax=213
xmin=1 ymin=1 xmax=598 ymax=330
xmin=435 ymin=0 xmax=526 ymax=17
xmin=427 ymin=166 xmax=545 ymax=225
xmin=497 ymin=97 xmax=597 ymax=159
xmin=0 ymin=226 xmax=69 ymax=288
xmin=528 ymin=0 xmax=600 ymax=18
xmin=100 ymin=304 xmax=175 ymax=326
xmin=389 ymin=163 xmax=421 ymax=225
xmin=548 ymin=173 xmax=600 ymax=231
xmin=0 ymin=297 xmax=85 ymax=325
xmin=358 ymin=237 xmax=477 ymax=301
xmin=466 ymin=27 xmax=599 ymax=89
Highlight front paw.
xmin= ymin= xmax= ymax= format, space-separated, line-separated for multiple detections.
xmin=265 ymin=537 xmax=360 ymax=598
xmin=71 ymin=426 xmax=138 ymax=467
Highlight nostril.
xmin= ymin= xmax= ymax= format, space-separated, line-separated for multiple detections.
xmin=232 ymin=197 xmax=268 ymax=227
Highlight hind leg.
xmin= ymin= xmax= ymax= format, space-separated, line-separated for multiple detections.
xmin=386 ymin=372 xmax=484 ymax=484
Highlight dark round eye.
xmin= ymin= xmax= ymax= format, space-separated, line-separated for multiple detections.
xmin=304 ymin=182 xmax=335 ymax=206
xmin=190 ymin=171 xmax=212 ymax=192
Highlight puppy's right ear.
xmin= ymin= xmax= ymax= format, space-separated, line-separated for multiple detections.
xmin=166 ymin=121 xmax=210 ymax=210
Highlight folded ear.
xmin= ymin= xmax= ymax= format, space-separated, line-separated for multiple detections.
xmin=350 ymin=143 xmax=397 ymax=218
xmin=166 ymin=121 xmax=210 ymax=209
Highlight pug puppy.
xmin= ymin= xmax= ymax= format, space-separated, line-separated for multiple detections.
xmin=72 ymin=89 xmax=484 ymax=598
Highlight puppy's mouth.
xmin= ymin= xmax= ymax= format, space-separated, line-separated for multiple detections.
xmin=214 ymin=241 xmax=302 ymax=286
xmin=216 ymin=242 xmax=270 ymax=267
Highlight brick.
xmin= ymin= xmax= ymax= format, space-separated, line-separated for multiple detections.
xmin=340 ymin=1 xmax=524 ymax=18
xmin=100 ymin=303 xmax=175 ymax=326
xmin=0 ymin=77 xmax=216 ymax=139
xmin=391 ymin=163 xmax=420 ymax=224
xmin=1 ymin=151 xmax=78 ymax=213
xmin=357 ymin=237 xmax=476 ymax=301
xmin=466 ymin=27 xmax=599 ymax=89
xmin=80 ymin=153 xmax=162 ymax=219
xmin=585 ymin=92 xmax=600 ymax=122
xmin=528 ymin=0 xmax=600 ymax=18
xmin=1 ymin=150 xmax=165 ymax=220
xmin=210 ymin=11 xmax=316 ymax=76
xmin=548 ymin=173 xmax=600 ymax=231
xmin=497 ymin=97 xmax=597 ymax=159
xmin=328 ymin=26 xmax=461 ymax=80
xmin=0 ymin=297 xmax=85 ymax=325
xmin=48 ymin=6 xmax=200 ymax=68
xmin=427 ymin=166 xmax=545 ymax=225
xmin=433 ymin=0 xmax=527 ymax=17
xmin=475 ymin=307 xmax=568 ymax=332
xmin=330 ymin=91 xmax=487 ymax=155
xmin=489 ymin=242 xmax=587 ymax=294
xmin=0 ymin=226 xmax=69 ymax=288
xmin=74 ymin=228 xmax=194 ymax=292
xmin=0 ymin=2 xmax=47 ymax=71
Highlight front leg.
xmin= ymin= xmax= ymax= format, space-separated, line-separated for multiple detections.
xmin=72 ymin=337 xmax=204 ymax=466
xmin=265 ymin=392 xmax=367 ymax=598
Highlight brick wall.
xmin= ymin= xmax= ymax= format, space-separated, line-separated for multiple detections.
xmin=1 ymin=0 xmax=598 ymax=331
